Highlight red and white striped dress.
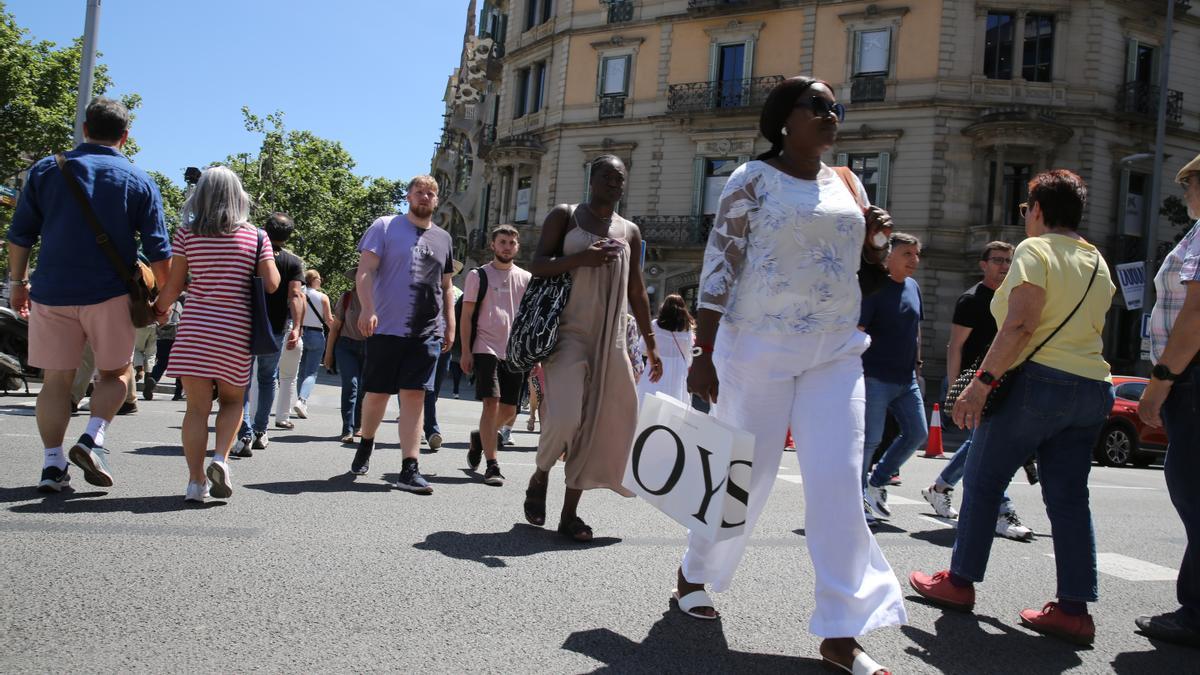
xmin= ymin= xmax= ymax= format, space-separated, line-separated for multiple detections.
xmin=166 ymin=224 xmax=273 ymax=387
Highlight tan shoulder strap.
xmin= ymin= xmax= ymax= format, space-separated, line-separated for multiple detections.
xmin=832 ymin=166 xmax=867 ymax=210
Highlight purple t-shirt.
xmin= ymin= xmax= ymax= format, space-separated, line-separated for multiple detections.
xmin=357 ymin=214 xmax=454 ymax=339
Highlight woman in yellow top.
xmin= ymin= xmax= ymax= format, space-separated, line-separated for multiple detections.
xmin=910 ymin=169 xmax=1116 ymax=647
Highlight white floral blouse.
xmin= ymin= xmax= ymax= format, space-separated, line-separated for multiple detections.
xmin=698 ymin=160 xmax=870 ymax=334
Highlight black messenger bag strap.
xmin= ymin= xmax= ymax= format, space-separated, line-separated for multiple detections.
xmin=54 ymin=153 xmax=137 ymax=289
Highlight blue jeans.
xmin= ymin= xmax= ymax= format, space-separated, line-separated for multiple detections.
xmin=240 ymin=328 xmax=286 ymax=437
xmin=938 ymin=429 xmax=1013 ymax=509
xmin=863 ymin=375 xmax=929 ymax=488
xmin=1163 ymin=364 xmax=1200 ymax=627
xmin=951 ymin=362 xmax=1113 ymax=601
xmin=334 ymin=336 xmax=366 ymax=436
xmin=297 ymin=327 xmax=326 ymax=402
xmin=423 ymin=350 xmax=452 ymax=438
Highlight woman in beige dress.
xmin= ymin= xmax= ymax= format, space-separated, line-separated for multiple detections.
xmin=525 ymin=155 xmax=662 ymax=541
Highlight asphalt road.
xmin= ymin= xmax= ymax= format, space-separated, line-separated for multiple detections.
xmin=0 ymin=374 xmax=1194 ymax=673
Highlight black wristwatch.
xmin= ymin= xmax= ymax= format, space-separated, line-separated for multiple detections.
xmin=975 ymin=369 xmax=999 ymax=387
xmin=1151 ymin=364 xmax=1179 ymax=382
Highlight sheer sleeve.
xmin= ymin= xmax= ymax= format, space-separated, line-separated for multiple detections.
xmin=698 ymin=171 xmax=757 ymax=314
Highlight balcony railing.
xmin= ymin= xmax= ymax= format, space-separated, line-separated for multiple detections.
xmin=599 ymin=95 xmax=627 ymax=120
xmin=667 ymin=76 xmax=783 ymax=114
xmin=632 ymin=215 xmax=714 ymax=246
xmin=606 ymin=0 xmax=634 ymax=23
xmin=851 ymin=74 xmax=886 ymax=103
xmin=1117 ymin=81 xmax=1183 ymax=126
xmin=688 ymin=0 xmax=778 ymax=13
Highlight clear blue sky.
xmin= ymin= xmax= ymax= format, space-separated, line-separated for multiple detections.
xmin=7 ymin=0 xmax=470 ymax=188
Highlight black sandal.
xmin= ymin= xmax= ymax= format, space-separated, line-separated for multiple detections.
xmin=524 ymin=480 xmax=547 ymax=527
xmin=557 ymin=516 xmax=593 ymax=542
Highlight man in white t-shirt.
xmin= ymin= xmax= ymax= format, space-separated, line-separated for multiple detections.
xmin=461 ymin=225 xmax=532 ymax=486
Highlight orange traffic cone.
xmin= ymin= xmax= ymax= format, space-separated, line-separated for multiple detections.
xmin=923 ymin=403 xmax=944 ymax=458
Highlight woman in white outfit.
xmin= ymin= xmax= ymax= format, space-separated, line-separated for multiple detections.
xmin=636 ymin=293 xmax=693 ymax=405
xmin=675 ymin=76 xmax=906 ymax=675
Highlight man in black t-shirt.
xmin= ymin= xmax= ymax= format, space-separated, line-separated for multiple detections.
xmin=234 ymin=212 xmax=306 ymax=455
xmin=922 ymin=241 xmax=1034 ymax=541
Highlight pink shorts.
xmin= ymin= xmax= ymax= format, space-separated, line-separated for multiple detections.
xmin=29 ymin=295 xmax=136 ymax=372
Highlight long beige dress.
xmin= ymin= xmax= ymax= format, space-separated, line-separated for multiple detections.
xmin=535 ymin=214 xmax=638 ymax=496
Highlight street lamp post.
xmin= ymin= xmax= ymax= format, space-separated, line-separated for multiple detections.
xmin=72 ymin=0 xmax=102 ymax=146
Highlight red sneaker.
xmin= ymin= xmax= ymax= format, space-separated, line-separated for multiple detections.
xmin=908 ymin=570 xmax=975 ymax=611
xmin=1019 ymin=602 xmax=1095 ymax=645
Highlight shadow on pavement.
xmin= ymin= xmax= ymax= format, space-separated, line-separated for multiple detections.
xmin=243 ymin=473 xmax=391 ymax=495
xmin=561 ymin=610 xmax=827 ymax=672
xmin=127 ymin=445 xmax=184 ymax=457
xmin=9 ymin=493 xmax=220 ymax=514
xmin=901 ymin=611 xmax=1087 ymax=674
xmin=907 ymin=526 xmax=958 ymax=548
xmin=0 ymin=404 xmax=36 ymax=416
xmin=266 ymin=434 xmax=337 ymax=445
xmin=413 ymin=524 xmax=620 ymax=568
xmin=1111 ymin=640 xmax=1197 ymax=672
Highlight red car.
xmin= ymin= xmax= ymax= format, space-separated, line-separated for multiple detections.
xmin=1094 ymin=376 xmax=1170 ymax=467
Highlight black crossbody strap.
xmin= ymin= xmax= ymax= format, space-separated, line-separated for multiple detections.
xmin=1024 ymin=252 xmax=1101 ymax=363
xmin=305 ymin=291 xmax=328 ymax=329
xmin=54 ymin=153 xmax=135 ymax=287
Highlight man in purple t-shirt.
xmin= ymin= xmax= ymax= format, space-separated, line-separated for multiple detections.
xmin=350 ymin=175 xmax=455 ymax=494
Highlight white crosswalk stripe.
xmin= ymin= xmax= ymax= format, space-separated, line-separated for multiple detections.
xmin=1047 ymin=553 xmax=1177 ymax=582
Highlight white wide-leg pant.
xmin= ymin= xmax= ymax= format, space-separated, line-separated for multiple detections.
xmin=681 ymin=326 xmax=908 ymax=638
xmin=273 ymin=342 xmax=303 ymax=422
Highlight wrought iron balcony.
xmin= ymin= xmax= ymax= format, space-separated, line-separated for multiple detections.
xmin=851 ymin=74 xmax=886 ymax=103
xmin=632 ymin=215 xmax=714 ymax=246
xmin=667 ymin=76 xmax=783 ymax=114
xmin=599 ymin=95 xmax=627 ymax=120
xmin=1117 ymin=81 xmax=1183 ymax=126
xmin=606 ymin=0 xmax=634 ymax=23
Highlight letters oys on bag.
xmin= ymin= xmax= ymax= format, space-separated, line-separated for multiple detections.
xmin=622 ymin=393 xmax=755 ymax=543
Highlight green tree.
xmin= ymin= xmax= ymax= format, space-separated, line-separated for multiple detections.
xmin=228 ymin=108 xmax=405 ymax=299
xmin=148 ymin=171 xmax=186 ymax=232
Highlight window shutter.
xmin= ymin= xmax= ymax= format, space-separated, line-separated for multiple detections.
xmin=876 ymin=152 xmax=891 ymax=208
xmin=584 ymin=161 xmax=593 ymax=202
xmin=1125 ymin=38 xmax=1138 ymax=82
xmin=622 ymin=55 xmax=631 ymax=94
xmin=692 ymin=157 xmax=706 ymax=216
xmin=1118 ymin=168 xmax=1131 ymax=234
xmin=835 ymin=152 xmax=848 ymax=167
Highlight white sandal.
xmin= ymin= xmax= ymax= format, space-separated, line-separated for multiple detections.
xmin=822 ymin=652 xmax=889 ymax=675
xmin=671 ymin=588 xmax=719 ymax=620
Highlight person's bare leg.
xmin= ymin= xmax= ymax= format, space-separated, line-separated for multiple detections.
xmin=36 ymin=369 xmax=75 ymax=449
xmin=358 ymin=392 xmax=389 ymax=440
xmin=181 ymin=376 xmax=214 ymax=482
xmin=396 ymin=389 xmax=425 ymax=460
xmin=90 ymin=363 xmax=132 ymax=422
xmin=479 ymin=398 xmax=500 ymax=461
xmin=213 ymin=381 xmax=246 ymax=462
xmin=675 ymin=567 xmax=718 ymax=618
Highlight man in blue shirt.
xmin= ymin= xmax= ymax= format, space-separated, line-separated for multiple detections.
xmin=6 ymin=97 xmax=171 ymax=493
xmin=859 ymin=232 xmax=928 ymax=522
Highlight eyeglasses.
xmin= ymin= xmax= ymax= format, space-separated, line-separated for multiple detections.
xmin=1019 ymin=202 xmax=1029 ymax=218
xmin=986 ymin=256 xmax=1013 ymax=265
xmin=794 ymin=96 xmax=846 ymax=122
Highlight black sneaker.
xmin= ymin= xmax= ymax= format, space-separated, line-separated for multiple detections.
xmin=351 ymin=442 xmax=373 ymax=475
xmin=117 ymin=401 xmax=138 ymax=415
xmin=483 ymin=463 xmax=505 ymax=486
xmin=231 ymin=435 xmax=254 ymax=458
xmin=468 ymin=431 xmax=482 ymax=471
xmin=143 ymin=376 xmax=157 ymax=401
xmin=68 ymin=434 xmax=114 ymax=487
xmin=393 ymin=462 xmax=433 ymax=494
xmin=251 ymin=431 xmax=269 ymax=450
xmin=37 ymin=465 xmax=71 ymax=493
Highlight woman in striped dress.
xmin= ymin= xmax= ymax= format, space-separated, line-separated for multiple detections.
xmin=153 ymin=167 xmax=280 ymax=502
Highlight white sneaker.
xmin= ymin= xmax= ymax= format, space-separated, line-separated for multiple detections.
xmin=206 ymin=460 xmax=233 ymax=499
xmin=922 ymin=486 xmax=959 ymax=519
xmin=865 ymin=485 xmax=891 ymax=518
xmin=996 ymin=508 xmax=1034 ymax=541
xmin=499 ymin=427 xmax=514 ymax=446
xmin=185 ymin=479 xmax=210 ymax=503
xmin=293 ymin=400 xmax=308 ymax=419
xmin=864 ymin=498 xmax=877 ymax=526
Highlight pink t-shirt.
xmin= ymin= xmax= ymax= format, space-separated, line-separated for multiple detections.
xmin=463 ymin=262 xmax=532 ymax=360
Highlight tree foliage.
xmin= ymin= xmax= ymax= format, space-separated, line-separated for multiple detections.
xmin=222 ymin=108 xmax=405 ymax=299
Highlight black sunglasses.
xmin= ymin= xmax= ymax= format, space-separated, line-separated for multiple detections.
xmin=795 ymin=95 xmax=846 ymax=122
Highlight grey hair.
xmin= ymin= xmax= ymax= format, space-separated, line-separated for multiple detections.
xmin=181 ymin=166 xmax=252 ymax=237
xmin=890 ymin=231 xmax=921 ymax=250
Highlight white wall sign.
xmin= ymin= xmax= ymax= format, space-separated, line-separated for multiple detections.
xmin=1115 ymin=262 xmax=1145 ymax=310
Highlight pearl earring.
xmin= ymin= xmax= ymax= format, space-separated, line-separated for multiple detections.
xmin=781 ymin=127 xmax=788 ymax=137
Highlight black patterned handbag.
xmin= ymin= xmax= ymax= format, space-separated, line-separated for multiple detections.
xmin=945 ymin=254 xmax=1099 ymax=418
xmin=504 ymin=272 xmax=572 ymax=372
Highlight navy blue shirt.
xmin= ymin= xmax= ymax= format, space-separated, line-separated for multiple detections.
xmin=859 ymin=276 xmax=923 ymax=383
xmin=8 ymin=144 xmax=171 ymax=306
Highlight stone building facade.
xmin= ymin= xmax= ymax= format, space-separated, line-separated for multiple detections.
xmin=432 ymin=0 xmax=1200 ymax=380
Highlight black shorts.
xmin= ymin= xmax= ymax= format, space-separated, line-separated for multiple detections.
xmin=473 ymin=354 xmax=525 ymax=406
xmin=363 ymin=334 xmax=441 ymax=394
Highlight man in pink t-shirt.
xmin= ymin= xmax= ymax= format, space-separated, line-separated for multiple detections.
xmin=461 ymin=225 xmax=532 ymax=486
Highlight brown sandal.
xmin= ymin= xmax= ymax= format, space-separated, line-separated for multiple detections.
xmin=524 ymin=480 xmax=547 ymax=527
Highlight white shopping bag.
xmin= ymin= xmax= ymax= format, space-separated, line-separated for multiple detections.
xmin=623 ymin=392 xmax=755 ymax=542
